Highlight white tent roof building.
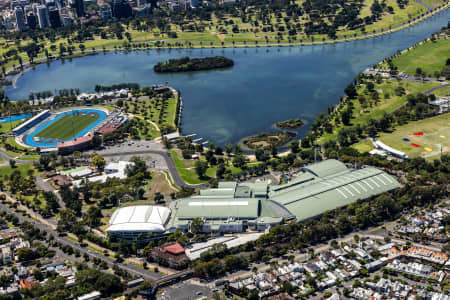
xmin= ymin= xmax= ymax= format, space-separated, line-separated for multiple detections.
xmin=106 ymin=205 xmax=171 ymax=239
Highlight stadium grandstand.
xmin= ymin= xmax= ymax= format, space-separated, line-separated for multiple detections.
xmin=11 ymin=108 xmax=130 ymax=154
xmin=12 ymin=110 xmax=50 ymax=135
xmin=106 ymin=160 xmax=401 ymax=239
xmin=95 ymin=110 xmax=128 ymax=135
xmin=57 ymin=134 xmax=94 ymax=154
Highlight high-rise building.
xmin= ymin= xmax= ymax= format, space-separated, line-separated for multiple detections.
xmin=111 ymin=0 xmax=132 ymax=18
xmin=36 ymin=5 xmax=50 ymax=29
xmin=10 ymin=0 xmax=29 ymax=10
xmin=58 ymin=7 xmax=72 ymax=26
xmin=44 ymin=0 xmax=56 ymax=8
xmin=72 ymin=0 xmax=84 ymax=18
xmin=24 ymin=5 xmax=33 ymax=14
xmin=32 ymin=3 xmax=39 ymax=13
xmin=3 ymin=16 xmax=15 ymax=30
xmin=14 ymin=7 xmax=27 ymax=31
xmin=48 ymin=7 xmax=61 ymax=28
xmin=100 ymin=3 xmax=112 ymax=19
xmin=26 ymin=13 xmax=38 ymax=29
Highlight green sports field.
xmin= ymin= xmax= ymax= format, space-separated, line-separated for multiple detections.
xmin=36 ymin=114 xmax=98 ymax=140
xmin=378 ymin=113 xmax=450 ymax=158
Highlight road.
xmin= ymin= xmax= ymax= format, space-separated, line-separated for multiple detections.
xmin=35 ymin=175 xmax=66 ymax=210
xmin=424 ymin=83 xmax=450 ymax=95
xmin=414 ymin=0 xmax=433 ymax=11
xmin=0 ymin=201 xmax=163 ymax=283
xmin=0 ymin=198 xmax=200 ymax=289
xmin=99 ymin=147 xmax=209 ymax=189
xmin=0 ymin=146 xmax=37 ymax=166
xmin=0 ymin=138 xmax=207 ymax=189
xmin=225 ymin=226 xmax=444 ymax=282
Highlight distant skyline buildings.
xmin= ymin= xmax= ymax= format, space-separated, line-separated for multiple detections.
xmin=48 ymin=7 xmax=61 ymax=28
xmin=72 ymin=0 xmax=84 ymax=18
xmin=6 ymin=0 xmax=156 ymax=31
xmin=100 ymin=3 xmax=112 ymax=19
xmin=111 ymin=0 xmax=132 ymax=18
xmin=26 ymin=12 xmax=38 ymax=29
xmin=14 ymin=7 xmax=26 ymax=31
xmin=36 ymin=4 xmax=50 ymax=29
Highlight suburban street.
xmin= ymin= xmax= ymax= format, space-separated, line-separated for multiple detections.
xmin=0 ymin=201 xmax=164 ymax=283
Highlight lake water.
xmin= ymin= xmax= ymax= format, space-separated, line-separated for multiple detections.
xmin=6 ymin=8 xmax=450 ymax=145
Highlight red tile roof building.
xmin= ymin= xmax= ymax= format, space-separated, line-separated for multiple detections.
xmin=150 ymin=243 xmax=189 ymax=269
xmin=57 ymin=134 xmax=93 ymax=154
xmin=96 ymin=122 xmax=122 ymax=134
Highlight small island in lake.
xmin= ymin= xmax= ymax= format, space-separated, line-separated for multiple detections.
xmin=276 ymin=118 xmax=304 ymax=129
xmin=243 ymin=131 xmax=297 ymax=150
xmin=154 ymin=56 xmax=234 ymax=73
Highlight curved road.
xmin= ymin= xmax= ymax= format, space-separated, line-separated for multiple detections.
xmin=424 ymin=83 xmax=450 ymax=95
xmin=414 ymin=0 xmax=433 ymax=11
xmin=100 ymin=149 xmax=209 ymax=189
xmin=0 ymin=146 xmax=37 ymax=166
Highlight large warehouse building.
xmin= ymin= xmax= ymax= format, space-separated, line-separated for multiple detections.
xmin=106 ymin=160 xmax=400 ymax=239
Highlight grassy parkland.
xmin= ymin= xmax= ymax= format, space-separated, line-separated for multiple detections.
xmin=377 ymin=38 xmax=450 ymax=76
xmin=304 ymin=26 xmax=449 ymax=160
xmin=376 ymin=113 xmax=448 ymax=158
xmin=36 ymin=114 xmax=99 ymax=140
xmin=0 ymin=0 xmax=447 ymax=75
xmin=123 ymin=88 xmax=180 ymax=139
xmin=318 ymin=79 xmax=441 ymax=143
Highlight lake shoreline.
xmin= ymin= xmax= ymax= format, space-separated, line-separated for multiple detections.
xmin=6 ymin=4 xmax=449 ymax=96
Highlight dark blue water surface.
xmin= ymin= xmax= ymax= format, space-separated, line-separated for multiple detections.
xmin=6 ymin=9 xmax=450 ymax=145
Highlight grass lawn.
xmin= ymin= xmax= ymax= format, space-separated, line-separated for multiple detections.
xmin=4 ymin=137 xmax=29 ymax=151
xmin=18 ymin=156 xmax=40 ymax=161
xmin=144 ymin=171 xmax=179 ymax=199
xmin=0 ymin=120 xmax=24 ymax=134
xmin=168 ymin=149 xmax=208 ymax=185
xmin=377 ymin=113 xmax=450 ymax=158
xmin=360 ymin=0 xmax=426 ymax=34
xmin=60 ymin=166 xmax=87 ymax=175
xmin=0 ymin=0 xmax=440 ymax=73
xmin=94 ymin=104 xmax=116 ymax=112
xmin=352 ymin=139 xmax=375 ymax=153
xmin=421 ymin=0 xmax=446 ymax=8
xmin=391 ymin=39 xmax=450 ymax=75
xmin=128 ymin=96 xmax=178 ymax=128
xmin=352 ymin=80 xmax=439 ymax=122
xmin=0 ymin=164 xmax=35 ymax=177
xmin=432 ymin=86 xmax=450 ymax=97
xmin=21 ymin=193 xmax=47 ymax=210
xmin=36 ymin=114 xmax=98 ymax=140
xmin=319 ymin=80 xmax=440 ymax=142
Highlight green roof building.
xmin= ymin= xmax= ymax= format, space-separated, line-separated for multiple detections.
xmin=165 ymin=159 xmax=400 ymax=233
